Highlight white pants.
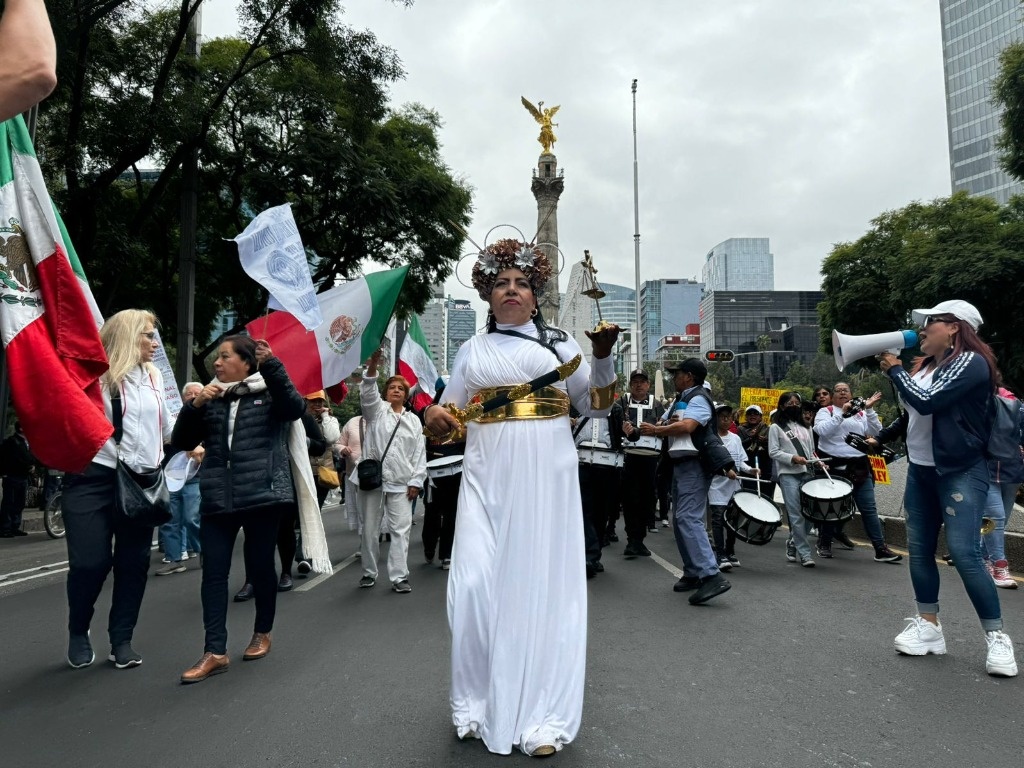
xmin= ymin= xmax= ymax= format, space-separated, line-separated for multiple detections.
xmin=345 ymin=478 xmax=362 ymax=533
xmin=359 ymin=488 xmax=412 ymax=583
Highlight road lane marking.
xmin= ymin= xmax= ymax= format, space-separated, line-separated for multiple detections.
xmin=0 ymin=560 xmax=70 ymax=580
xmin=1 ymin=566 xmax=69 ymax=587
xmin=648 ymin=551 xmax=683 ymax=579
xmin=294 ymin=552 xmax=359 ymax=592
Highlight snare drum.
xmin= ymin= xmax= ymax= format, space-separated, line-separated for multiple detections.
xmin=799 ymin=477 xmax=855 ymax=523
xmin=426 ymin=455 xmax=464 ymax=480
xmin=724 ymin=491 xmax=782 ymax=546
xmin=577 ymin=447 xmax=624 ymax=468
xmin=624 ymin=434 xmax=661 ymax=456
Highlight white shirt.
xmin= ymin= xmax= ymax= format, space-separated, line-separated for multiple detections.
xmin=813 ymin=404 xmax=882 ymax=457
xmin=708 ymin=430 xmax=754 ymax=506
xmin=905 ymin=368 xmax=936 ymax=466
xmin=355 ymin=374 xmax=427 ymax=492
xmin=94 ymin=366 xmax=173 ymax=471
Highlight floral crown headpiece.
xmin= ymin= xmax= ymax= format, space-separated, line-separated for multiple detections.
xmin=454 ymin=223 xmax=560 ymax=301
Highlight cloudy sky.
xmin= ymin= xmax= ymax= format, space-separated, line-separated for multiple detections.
xmin=201 ymin=0 xmax=956 ymax=318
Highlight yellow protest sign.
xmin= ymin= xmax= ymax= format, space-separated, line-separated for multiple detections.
xmin=739 ymin=387 xmax=782 ymax=417
xmin=870 ymin=456 xmax=890 ymax=485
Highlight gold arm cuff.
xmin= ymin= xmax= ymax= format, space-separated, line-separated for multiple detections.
xmin=474 ymin=386 xmax=570 ymax=423
xmin=589 ymin=381 xmax=616 ymax=411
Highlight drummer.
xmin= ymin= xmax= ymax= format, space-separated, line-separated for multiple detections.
xmin=812 ymin=382 xmax=902 ymax=563
xmin=420 ymin=379 xmax=464 ymax=570
xmin=707 ymin=403 xmax=757 ymax=571
xmin=573 ymin=400 xmax=627 ymax=578
xmin=620 ymin=369 xmax=666 ymax=558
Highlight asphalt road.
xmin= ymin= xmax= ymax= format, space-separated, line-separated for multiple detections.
xmin=1 ymin=503 xmax=1021 ymax=768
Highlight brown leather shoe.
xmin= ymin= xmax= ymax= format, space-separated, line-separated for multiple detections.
xmin=180 ymin=652 xmax=229 ymax=684
xmin=242 ymin=632 xmax=272 ymax=661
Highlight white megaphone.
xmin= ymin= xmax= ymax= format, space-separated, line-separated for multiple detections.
xmin=832 ymin=329 xmax=919 ymax=371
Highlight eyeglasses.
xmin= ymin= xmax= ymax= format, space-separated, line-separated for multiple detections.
xmin=140 ymin=331 xmax=156 ymax=340
xmin=833 ymin=387 xmax=850 ymax=394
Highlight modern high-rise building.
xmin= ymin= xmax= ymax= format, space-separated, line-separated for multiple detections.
xmin=445 ymin=297 xmax=476 ymax=373
xmin=417 ymin=284 xmax=446 ymax=366
xmin=639 ymin=279 xmax=703 ymax=362
xmin=940 ymin=0 xmax=1024 ymax=203
xmin=698 ymin=290 xmax=824 ymax=385
xmin=701 ymin=238 xmax=774 ymax=292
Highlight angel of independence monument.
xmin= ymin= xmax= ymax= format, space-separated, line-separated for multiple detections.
xmin=522 ymin=97 xmax=564 ymax=323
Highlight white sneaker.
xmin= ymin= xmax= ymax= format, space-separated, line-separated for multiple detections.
xmin=985 ymin=630 xmax=1018 ymax=677
xmin=894 ymin=616 xmax=946 ymax=656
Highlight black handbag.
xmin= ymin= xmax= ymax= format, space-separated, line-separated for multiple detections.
xmin=111 ymin=392 xmax=171 ymax=527
xmin=357 ymin=416 xmax=402 ymax=491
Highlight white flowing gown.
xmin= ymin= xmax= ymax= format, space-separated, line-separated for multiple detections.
xmin=442 ymin=321 xmax=615 ymax=756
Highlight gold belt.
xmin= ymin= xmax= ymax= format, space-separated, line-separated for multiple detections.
xmin=474 ymin=386 xmax=570 ymax=422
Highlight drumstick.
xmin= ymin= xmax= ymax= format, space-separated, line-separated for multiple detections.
xmin=754 ymin=456 xmax=762 ymax=498
xmin=813 ymin=453 xmax=836 ymax=485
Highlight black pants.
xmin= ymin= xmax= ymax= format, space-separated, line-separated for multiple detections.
xmin=708 ymin=503 xmax=737 ymax=558
xmin=422 ymin=475 xmax=461 ymax=561
xmin=63 ymin=464 xmax=153 ymax=646
xmin=656 ymin=458 xmax=672 ymax=521
xmin=621 ymin=455 xmax=659 ymax=542
xmin=579 ymin=463 xmax=620 ymax=563
xmin=1 ymin=476 xmax=28 ymax=533
xmin=202 ymin=506 xmax=287 ymax=654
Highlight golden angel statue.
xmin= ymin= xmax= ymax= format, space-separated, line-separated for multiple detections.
xmin=521 ymin=97 xmax=560 ymax=153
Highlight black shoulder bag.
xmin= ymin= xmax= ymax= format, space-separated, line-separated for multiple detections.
xmin=111 ymin=392 xmax=171 ymax=527
xmin=357 ymin=415 xmax=402 ymax=491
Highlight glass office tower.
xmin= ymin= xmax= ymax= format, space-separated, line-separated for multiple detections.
xmin=940 ymin=0 xmax=1024 ymax=203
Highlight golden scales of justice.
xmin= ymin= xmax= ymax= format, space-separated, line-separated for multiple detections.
xmin=580 ymin=249 xmax=615 ymax=333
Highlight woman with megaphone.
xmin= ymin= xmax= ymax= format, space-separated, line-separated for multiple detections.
xmin=872 ymin=299 xmax=1016 ymax=678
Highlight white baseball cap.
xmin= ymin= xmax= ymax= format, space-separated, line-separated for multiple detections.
xmin=165 ymin=451 xmax=200 ymax=492
xmin=745 ymin=404 xmax=762 ymax=414
xmin=911 ymin=300 xmax=982 ymax=331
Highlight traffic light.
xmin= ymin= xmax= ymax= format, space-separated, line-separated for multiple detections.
xmin=704 ymin=350 xmax=735 ymax=363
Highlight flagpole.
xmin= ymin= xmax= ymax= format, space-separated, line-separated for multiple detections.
xmin=631 ymin=78 xmax=643 ymax=374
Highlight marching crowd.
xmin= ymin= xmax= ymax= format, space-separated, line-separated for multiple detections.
xmin=1 ymin=268 xmax=1020 ymax=758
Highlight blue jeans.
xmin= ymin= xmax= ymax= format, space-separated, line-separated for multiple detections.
xmin=904 ymin=461 xmax=1001 ymax=631
xmin=851 ymin=475 xmax=885 ymax=547
xmin=981 ymin=481 xmax=1019 ymax=563
xmin=671 ymin=459 xmax=718 ymax=579
xmin=777 ymin=472 xmax=812 ymax=560
xmin=161 ymin=481 xmax=202 ymax=563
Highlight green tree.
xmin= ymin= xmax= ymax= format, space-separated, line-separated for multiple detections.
xmin=819 ymin=192 xmax=1024 ymax=391
xmin=737 ymin=367 xmax=767 ymax=391
xmin=38 ymin=1 xmax=470 ymax=355
xmin=994 ymin=40 xmax=1024 ymax=181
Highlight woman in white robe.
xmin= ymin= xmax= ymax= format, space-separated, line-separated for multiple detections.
xmin=426 ymin=239 xmax=618 ymax=757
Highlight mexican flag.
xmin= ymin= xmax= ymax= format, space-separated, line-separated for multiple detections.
xmin=245 ymin=266 xmax=408 ymax=397
xmin=398 ymin=315 xmax=439 ymax=411
xmin=0 ymin=116 xmax=112 ymax=472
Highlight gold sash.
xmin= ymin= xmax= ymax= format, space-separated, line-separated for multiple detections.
xmin=474 ymin=386 xmax=570 ymax=422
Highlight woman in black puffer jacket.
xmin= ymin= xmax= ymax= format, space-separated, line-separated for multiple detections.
xmin=172 ymin=336 xmax=305 ymax=683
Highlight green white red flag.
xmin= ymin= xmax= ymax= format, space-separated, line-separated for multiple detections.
xmin=0 ymin=116 xmax=112 ymax=472
xmin=398 ymin=315 xmax=439 ymax=411
xmin=245 ymin=266 xmax=408 ymax=398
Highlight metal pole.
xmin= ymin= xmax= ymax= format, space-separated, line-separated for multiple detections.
xmin=176 ymin=1 xmax=202 ymax=386
xmin=631 ymin=79 xmax=642 ymax=372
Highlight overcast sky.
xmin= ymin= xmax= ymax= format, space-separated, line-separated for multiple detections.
xmin=201 ymin=0 xmax=956 ymax=318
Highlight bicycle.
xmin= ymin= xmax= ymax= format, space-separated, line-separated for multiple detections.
xmin=43 ymin=474 xmax=64 ymax=539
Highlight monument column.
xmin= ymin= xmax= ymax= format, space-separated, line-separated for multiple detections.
xmin=532 ymin=152 xmax=564 ymax=323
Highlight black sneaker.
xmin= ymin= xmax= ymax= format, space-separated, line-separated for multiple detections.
xmin=278 ymin=573 xmax=294 ymax=592
xmin=108 ymin=643 xmax=142 ymax=669
xmin=688 ymin=573 xmax=732 ymax=605
xmin=942 ymin=553 xmax=955 ymax=566
xmin=67 ymin=632 xmax=94 ymax=669
xmin=673 ymin=576 xmax=700 ymax=592
xmin=623 ymin=541 xmax=651 ymax=558
xmin=233 ymin=583 xmax=254 ymax=602
xmin=647 ymin=525 xmax=658 ymax=533
xmin=586 ymin=561 xmax=597 ymax=579
xmin=816 ymin=543 xmax=833 ymax=559
xmin=592 ymin=561 xmax=605 ymax=573
xmin=296 ymin=560 xmax=312 ymax=576
xmin=874 ymin=545 xmax=903 ymax=563
xmin=358 ymin=575 xmax=375 ymax=588
xmin=392 ymin=579 xmax=412 ymax=594
xmin=833 ymin=531 xmax=856 ymax=550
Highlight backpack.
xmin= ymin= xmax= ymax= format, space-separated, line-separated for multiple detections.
xmin=986 ymin=395 xmax=1023 ymax=463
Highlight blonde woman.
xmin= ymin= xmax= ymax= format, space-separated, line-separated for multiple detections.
xmin=64 ymin=309 xmax=173 ymax=670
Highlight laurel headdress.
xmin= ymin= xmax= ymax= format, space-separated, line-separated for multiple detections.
xmin=452 ymin=222 xmax=559 ymax=302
